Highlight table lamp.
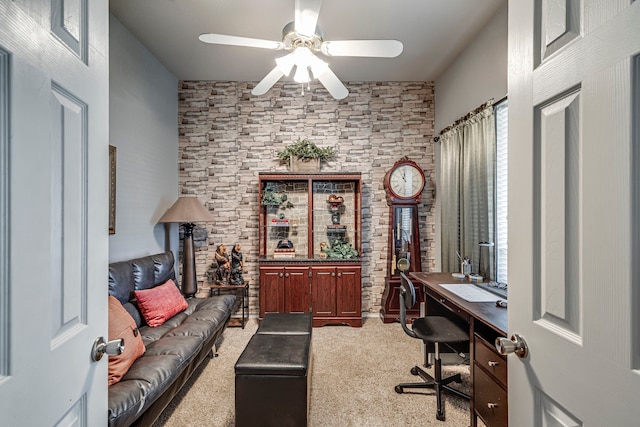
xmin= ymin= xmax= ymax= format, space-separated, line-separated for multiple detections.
xmin=478 ymin=241 xmax=494 ymax=279
xmin=158 ymin=196 xmax=214 ymax=297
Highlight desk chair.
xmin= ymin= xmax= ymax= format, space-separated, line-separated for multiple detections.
xmin=395 ymin=273 xmax=470 ymax=421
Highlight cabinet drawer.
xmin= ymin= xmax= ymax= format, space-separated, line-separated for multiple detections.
xmin=474 ymin=334 xmax=507 ymax=387
xmin=474 ymin=366 xmax=507 ymax=427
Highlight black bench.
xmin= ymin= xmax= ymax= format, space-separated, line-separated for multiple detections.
xmin=235 ymin=313 xmax=312 ymax=427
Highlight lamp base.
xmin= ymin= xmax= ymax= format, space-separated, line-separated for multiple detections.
xmin=181 ymin=223 xmax=197 ymax=298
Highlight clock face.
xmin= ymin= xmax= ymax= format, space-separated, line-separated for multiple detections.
xmin=389 ymin=164 xmax=425 ymax=199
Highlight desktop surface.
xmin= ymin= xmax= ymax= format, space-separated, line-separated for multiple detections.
xmin=410 ymin=272 xmax=508 ymax=336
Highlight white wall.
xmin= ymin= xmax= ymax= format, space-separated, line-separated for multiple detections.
xmin=433 ymin=3 xmax=508 ymax=270
xmin=109 ymin=15 xmax=179 ymax=263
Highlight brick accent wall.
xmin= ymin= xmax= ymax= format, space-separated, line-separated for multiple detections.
xmin=178 ymin=80 xmax=435 ymax=318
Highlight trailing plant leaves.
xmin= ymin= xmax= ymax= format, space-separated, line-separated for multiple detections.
xmin=277 ymin=138 xmax=336 ymax=164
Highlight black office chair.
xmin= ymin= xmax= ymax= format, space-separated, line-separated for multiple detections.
xmin=395 ymin=273 xmax=470 ymax=421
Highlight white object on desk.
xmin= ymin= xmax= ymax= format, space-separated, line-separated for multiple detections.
xmin=440 ymin=283 xmax=499 ymax=302
xmin=451 ymin=272 xmax=465 ymax=279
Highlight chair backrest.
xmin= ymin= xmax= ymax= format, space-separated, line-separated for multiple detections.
xmin=399 ymin=273 xmax=418 ymax=338
xmin=400 ymin=273 xmax=417 ymax=309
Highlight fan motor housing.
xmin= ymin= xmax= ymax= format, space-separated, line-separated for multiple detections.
xmin=282 ymin=21 xmax=323 ymax=51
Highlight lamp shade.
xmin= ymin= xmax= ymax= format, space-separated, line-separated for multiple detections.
xmin=158 ymin=196 xmax=214 ymax=224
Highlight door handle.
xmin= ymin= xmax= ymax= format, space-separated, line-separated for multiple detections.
xmin=495 ymin=334 xmax=528 ymax=358
xmin=91 ymin=336 xmax=124 ymax=361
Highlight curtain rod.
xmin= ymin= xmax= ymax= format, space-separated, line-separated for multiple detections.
xmin=433 ymin=95 xmax=507 ymax=142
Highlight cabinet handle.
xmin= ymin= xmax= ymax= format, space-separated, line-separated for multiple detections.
xmin=440 ymin=298 xmax=446 ymax=304
xmin=285 ymin=273 xmax=290 ymax=278
xmin=488 ymin=361 xmax=499 ymax=367
xmin=331 ymin=272 xmax=336 ymax=277
xmin=279 ymin=273 xmax=284 ymax=278
xmin=487 ymin=403 xmax=498 ymax=409
xmin=337 ymin=273 xmax=342 ymax=277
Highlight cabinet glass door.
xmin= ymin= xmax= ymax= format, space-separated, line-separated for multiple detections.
xmin=312 ymin=181 xmax=359 ymax=260
xmin=261 ymin=180 xmax=308 ymax=259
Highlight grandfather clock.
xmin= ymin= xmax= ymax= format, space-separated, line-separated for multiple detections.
xmin=380 ymin=157 xmax=426 ymax=323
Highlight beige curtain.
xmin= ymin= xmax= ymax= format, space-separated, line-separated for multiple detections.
xmin=440 ymin=103 xmax=495 ymax=278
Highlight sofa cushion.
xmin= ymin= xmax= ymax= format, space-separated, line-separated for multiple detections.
xmin=108 ymin=296 xmax=146 ymax=386
xmin=235 ymin=334 xmax=311 ymax=376
xmin=134 ymin=279 xmax=188 ymax=327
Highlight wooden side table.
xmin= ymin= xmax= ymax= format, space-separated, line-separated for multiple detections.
xmin=209 ymin=282 xmax=249 ymax=329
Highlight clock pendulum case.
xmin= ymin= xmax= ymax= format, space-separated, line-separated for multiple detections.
xmin=380 ymin=157 xmax=426 ymax=323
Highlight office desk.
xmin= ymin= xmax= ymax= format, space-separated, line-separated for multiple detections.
xmin=410 ymin=272 xmax=508 ymax=427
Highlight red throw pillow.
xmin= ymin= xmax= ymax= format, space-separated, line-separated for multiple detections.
xmin=134 ymin=279 xmax=188 ymax=327
xmin=108 ymin=296 xmax=146 ymax=386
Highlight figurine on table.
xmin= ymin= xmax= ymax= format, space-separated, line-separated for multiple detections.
xmin=214 ymin=244 xmax=231 ymax=284
xmin=230 ymin=243 xmax=244 ymax=285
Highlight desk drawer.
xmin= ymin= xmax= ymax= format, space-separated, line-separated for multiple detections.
xmin=429 ymin=295 xmax=471 ymax=322
xmin=474 ymin=366 xmax=507 ymax=427
xmin=474 ymin=334 xmax=507 ymax=387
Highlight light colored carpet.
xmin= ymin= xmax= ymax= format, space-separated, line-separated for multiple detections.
xmin=153 ymin=317 xmax=477 ymax=427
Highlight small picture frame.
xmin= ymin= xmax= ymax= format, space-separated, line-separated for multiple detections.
xmin=109 ymin=145 xmax=116 ymax=234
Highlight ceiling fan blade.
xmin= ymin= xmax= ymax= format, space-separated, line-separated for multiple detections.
xmin=199 ymin=33 xmax=284 ymax=50
xmin=321 ymin=40 xmax=403 ymax=58
xmin=317 ymin=67 xmax=348 ymax=100
xmin=295 ymin=0 xmax=322 ymax=37
xmin=251 ymin=66 xmax=285 ymax=96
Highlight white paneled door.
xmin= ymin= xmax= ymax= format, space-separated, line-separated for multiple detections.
xmin=508 ymin=0 xmax=640 ymax=425
xmin=0 ymin=1 xmax=109 ymax=425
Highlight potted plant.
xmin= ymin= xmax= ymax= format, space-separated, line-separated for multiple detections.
xmin=322 ymin=237 xmax=359 ymax=259
xmin=277 ymin=138 xmax=336 ymax=172
xmin=261 ymin=188 xmax=294 ymax=209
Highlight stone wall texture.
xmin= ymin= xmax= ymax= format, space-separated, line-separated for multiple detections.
xmin=177 ymin=80 xmax=435 ymax=319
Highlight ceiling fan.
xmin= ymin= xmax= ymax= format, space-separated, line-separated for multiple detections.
xmin=198 ymin=0 xmax=403 ymax=100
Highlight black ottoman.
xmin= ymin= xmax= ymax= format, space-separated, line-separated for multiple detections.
xmin=257 ymin=312 xmax=312 ymax=335
xmin=235 ymin=333 xmax=312 ymax=427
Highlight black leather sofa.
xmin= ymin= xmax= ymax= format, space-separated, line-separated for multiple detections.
xmin=107 ymin=252 xmax=235 ymax=427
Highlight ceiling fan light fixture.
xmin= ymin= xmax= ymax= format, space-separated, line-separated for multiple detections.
xmin=275 ymin=53 xmax=295 ymax=76
xmin=308 ymin=54 xmax=328 ymax=79
xmin=294 ymin=64 xmax=311 ymax=83
xmin=292 ymin=47 xmax=314 ymax=83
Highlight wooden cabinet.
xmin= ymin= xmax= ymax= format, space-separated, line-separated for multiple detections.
xmin=311 ymin=265 xmax=361 ymax=326
xmin=258 ymin=173 xmax=362 ymax=327
xmin=259 ymin=263 xmax=361 ymax=326
xmin=259 ymin=266 xmax=310 ymax=315
xmin=473 ymin=334 xmax=508 ymax=427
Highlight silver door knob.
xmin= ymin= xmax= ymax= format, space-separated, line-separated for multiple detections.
xmin=91 ymin=336 xmax=124 ymax=361
xmin=495 ymin=334 xmax=528 ymax=358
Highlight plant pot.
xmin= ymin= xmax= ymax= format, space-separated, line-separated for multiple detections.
xmin=290 ymin=157 xmax=320 ymax=172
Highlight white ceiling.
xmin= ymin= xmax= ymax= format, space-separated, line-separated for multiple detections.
xmin=109 ymin=0 xmax=505 ymax=83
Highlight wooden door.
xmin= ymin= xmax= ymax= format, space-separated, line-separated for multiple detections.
xmin=336 ymin=266 xmax=361 ymax=317
xmin=0 ymin=0 xmax=109 ymax=424
xmin=259 ymin=266 xmax=285 ymax=316
xmin=284 ymin=266 xmax=311 ymax=313
xmin=311 ymin=266 xmax=337 ymax=317
xmin=508 ymin=1 xmax=640 ymax=424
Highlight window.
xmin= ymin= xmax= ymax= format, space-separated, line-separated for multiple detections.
xmin=494 ymin=100 xmax=508 ymax=284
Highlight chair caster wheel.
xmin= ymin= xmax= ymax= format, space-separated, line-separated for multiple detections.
xmin=410 ymin=366 xmax=419 ymax=376
xmin=395 ymin=385 xmax=403 ymax=394
xmin=436 ymin=412 xmax=445 ymax=421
